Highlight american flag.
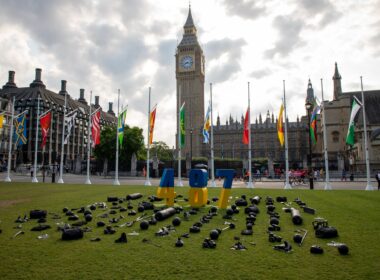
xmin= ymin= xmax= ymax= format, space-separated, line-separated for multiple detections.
xmin=91 ymin=110 xmax=101 ymax=147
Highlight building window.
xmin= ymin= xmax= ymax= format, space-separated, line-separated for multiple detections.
xmin=332 ymin=131 xmax=339 ymax=143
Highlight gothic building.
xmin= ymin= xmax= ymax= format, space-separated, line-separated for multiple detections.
xmin=0 ymin=68 xmax=117 ymax=171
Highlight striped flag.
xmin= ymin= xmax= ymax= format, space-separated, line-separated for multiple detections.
xmin=310 ymin=104 xmax=320 ymax=144
xmin=149 ymin=105 xmax=157 ymax=145
xmin=64 ymin=111 xmax=77 ymax=144
xmin=203 ymin=102 xmax=211 ymax=143
xmin=91 ymin=110 xmax=101 ymax=147
xmin=346 ymin=97 xmax=362 ymax=146
xmin=118 ymin=108 xmax=127 ymax=147
xmin=277 ymin=104 xmax=284 ymax=146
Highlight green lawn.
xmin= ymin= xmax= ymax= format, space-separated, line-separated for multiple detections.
xmin=0 ymin=182 xmax=379 ymax=280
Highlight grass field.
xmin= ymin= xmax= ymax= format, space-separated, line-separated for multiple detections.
xmin=0 ymin=182 xmax=379 ymax=280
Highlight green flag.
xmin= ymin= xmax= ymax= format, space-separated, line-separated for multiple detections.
xmin=346 ymin=98 xmax=361 ymax=146
xmin=180 ymin=102 xmax=185 ymax=148
xmin=118 ymin=108 xmax=127 ymax=147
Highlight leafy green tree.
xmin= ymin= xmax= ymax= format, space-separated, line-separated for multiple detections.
xmin=149 ymin=141 xmax=174 ymax=161
xmin=93 ymin=125 xmax=145 ymax=170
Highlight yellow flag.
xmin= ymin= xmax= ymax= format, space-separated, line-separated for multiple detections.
xmin=277 ymin=104 xmax=284 ymax=146
xmin=0 ymin=114 xmax=4 ymax=129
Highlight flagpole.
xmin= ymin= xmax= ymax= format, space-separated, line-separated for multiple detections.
xmin=4 ymin=96 xmax=15 ymax=182
xmin=247 ymin=82 xmax=253 ymax=188
xmin=283 ymin=80 xmax=291 ymax=189
xmin=320 ymin=79 xmax=332 ymax=190
xmin=113 ymin=89 xmax=121 ymax=185
xmin=210 ymin=83 xmax=216 ymax=187
xmin=145 ymin=87 xmax=152 ymax=186
xmin=32 ymin=94 xmax=40 ymax=183
xmin=177 ymin=85 xmax=183 ymax=187
xmin=360 ymin=77 xmax=374 ymax=191
xmin=85 ymin=91 xmax=92 ymax=185
xmin=58 ymin=92 xmax=67 ymax=184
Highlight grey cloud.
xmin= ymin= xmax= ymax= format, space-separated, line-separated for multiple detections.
xmin=222 ymin=0 xmax=267 ymax=19
xmin=264 ymin=16 xmax=304 ymax=59
xmin=204 ymin=38 xmax=246 ymax=83
xmin=250 ymin=68 xmax=272 ymax=79
xmin=298 ymin=0 xmax=342 ymax=27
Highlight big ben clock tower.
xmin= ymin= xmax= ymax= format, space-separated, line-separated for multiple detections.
xmin=176 ymin=6 xmax=205 ymax=159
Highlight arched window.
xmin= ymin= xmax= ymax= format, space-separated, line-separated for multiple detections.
xmin=332 ymin=131 xmax=339 ymax=143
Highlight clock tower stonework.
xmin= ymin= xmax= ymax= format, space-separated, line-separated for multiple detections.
xmin=176 ymin=6 xmax=205 ymax=159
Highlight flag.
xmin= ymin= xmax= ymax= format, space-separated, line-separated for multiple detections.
xmin=0 ymin=114 xmax=4 ymax=129
xmin=180 ymin=102 xmax=185 ymax=148
xmin=277 ymin=104 xmax=284 ymax=146
xmin=91 ymin=110 xmax=101 ymax=147
xmin=118 ymin=108 xmax=127 ymax=147
xmin=64 ymin=111 xmax=77 ymax=144
xmin=202 ymin=102 xmax=211 ymax=143
xmin=346 ymin=98 xmax=361 ymax=146
xmin=40 ymin=111 xmax=51 ymax=148
xmin=14 ymin=113 xmax=27 ymax=146
xmin=310 ymin=104 xmax=320 ymax=144
xmin=149 ymin=106 xmax=157 ymax=145
xmin=242 ymin=108 xmax=249 ymax=144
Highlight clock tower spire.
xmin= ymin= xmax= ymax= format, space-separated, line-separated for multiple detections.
xmin=176 ymin=5 xmax=205 ymax=160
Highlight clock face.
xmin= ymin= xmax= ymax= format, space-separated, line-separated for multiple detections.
xmin=181 ymin=55 xmax=193 ymax=69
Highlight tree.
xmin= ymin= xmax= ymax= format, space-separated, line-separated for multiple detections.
xmin=93 ymin=125 xmax=145 ymax=171
xmin=149 ymin=141 xmax=174 ymax=161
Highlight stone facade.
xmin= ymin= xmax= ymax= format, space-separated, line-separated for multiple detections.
xmin=0 ymin=69 xmax=117 ymax=170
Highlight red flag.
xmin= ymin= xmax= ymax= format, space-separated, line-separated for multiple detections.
xmin=242 ymin=108 xmax=249 ymax=144
xmin=91 ymin=110 xmax=101 ymax=147
xmin=40 ymin=111 xmax=51 ymax=148
xmin=149 ymin=106 xmax=157 ymax=145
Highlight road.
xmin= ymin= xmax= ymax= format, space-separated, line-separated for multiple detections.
xmin=1 ymin=172 xmax=378 ymax=190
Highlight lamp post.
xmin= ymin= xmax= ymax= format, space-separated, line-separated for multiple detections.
xmin=305 ymin=101 xmax=314 ymax=190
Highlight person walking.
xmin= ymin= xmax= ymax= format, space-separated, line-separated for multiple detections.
xmin=341 ymin=169 xmax=347 ymax=181
xmin=376 ymin=170 xmax=380 ymax=190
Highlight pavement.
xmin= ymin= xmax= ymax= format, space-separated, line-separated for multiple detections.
xmin=1 ymin=172 xmax=378 ymax=191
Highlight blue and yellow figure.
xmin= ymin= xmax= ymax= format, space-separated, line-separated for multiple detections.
xmin=188 ymin=169 xmax=208 ymax=207
xmin=157 ymin=169 xmax=176 ymax=206
xmin=216 ymin=169 xmax=234 ymax=209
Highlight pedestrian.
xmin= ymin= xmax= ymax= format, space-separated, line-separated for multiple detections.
xmin=376 ymin=170 xmax=380 ymax=190
xmin=341 ymin=169 xmax=347 ymax=181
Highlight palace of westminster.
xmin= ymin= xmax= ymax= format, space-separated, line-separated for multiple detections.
xmin=1 ymin=7 xmax=379 ymax=173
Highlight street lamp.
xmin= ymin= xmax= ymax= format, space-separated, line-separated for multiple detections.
xmin=305 ymin=101 xmax=314 ymax=190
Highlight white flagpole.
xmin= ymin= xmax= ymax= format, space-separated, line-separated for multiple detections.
xmin=177 ymin=85 xmax=183 ymax=186
xmin=58 ymin=92 xmax=67 ymax=183
xmin=247 ymin=82 xmax=253 ymax=188
xmin=283 ymin=80 xmax=291 ymax=189
xmin=210 ymin=83 xmax=216 ymax=187
xmin=4 ymin=96 xmax=15 ymax=182
xmin=32 ymin=94 xmax=40 ymax=183
xmin=145 ymin=87 xmax=152 ymax=186
xmin=114 ymin=89 xmax=120 ymax=185
xmin=360 ymin=77 xmax=374 ymax=190
xmin=320 ymin=79 xmax=332 ymax=190
xmin=85 ymin=91 xmax=92 ymax=185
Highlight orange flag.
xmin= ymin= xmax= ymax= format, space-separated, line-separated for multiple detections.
xmin=277 ymin=104 xmax=284 ymax=146
xmin=242 ymin=108 xmax=249 ymax=144
xmin=149 ymin=106 xmax=157 ymax=145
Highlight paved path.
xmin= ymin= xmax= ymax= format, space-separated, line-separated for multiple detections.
xmin=1 ymin=172 xmax=378 ymax=190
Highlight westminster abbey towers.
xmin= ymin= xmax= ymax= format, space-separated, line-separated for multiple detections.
xmin=176 ymin=7 xmax=205 ymax=158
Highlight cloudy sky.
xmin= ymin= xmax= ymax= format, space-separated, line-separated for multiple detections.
xmin=1 ymin=0 xmax=379 ymax=147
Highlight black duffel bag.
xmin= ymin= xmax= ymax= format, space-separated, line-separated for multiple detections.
xmin=62 ymin=228 xmax=84 ymax=241
xmin=30 ymin=210 xmax=47 ymax=219
xmin=315 ymin=226 xmax=338 ymax=238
